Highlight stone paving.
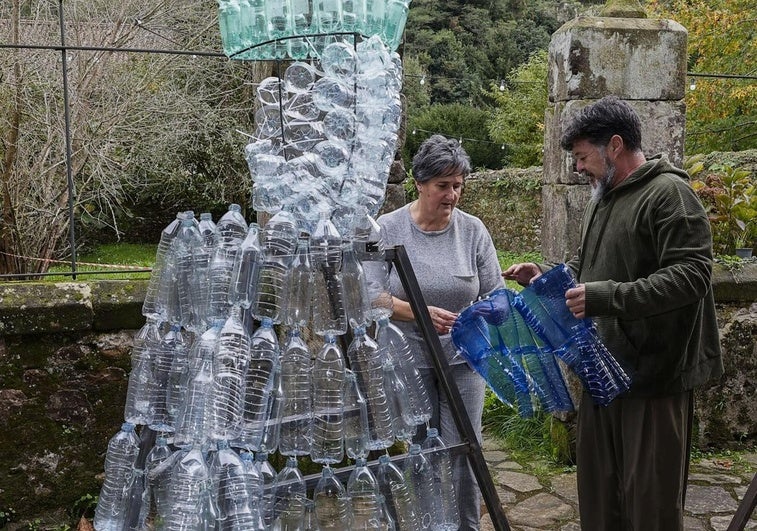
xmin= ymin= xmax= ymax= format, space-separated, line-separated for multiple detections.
xmin=478 ymin=435 xmax=757 ymax=531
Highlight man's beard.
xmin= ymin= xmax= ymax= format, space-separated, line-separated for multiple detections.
xmin=590 ymin=153 xmax=616 ymax=202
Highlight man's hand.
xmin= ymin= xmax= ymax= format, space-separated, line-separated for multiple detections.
xmin=502 ymin=262 xmax=541 ymax=287
xmin=565 ymin=284 xmax=586 ymax=319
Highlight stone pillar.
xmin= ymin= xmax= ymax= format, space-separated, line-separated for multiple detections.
xmin=541 ymin=4 xmax=688 ymax=262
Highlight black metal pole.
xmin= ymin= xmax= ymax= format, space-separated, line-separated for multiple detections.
xmin=58 ymin=0 xmax=78 ymax=280
xmin=387 ymin=245 xmax=511 ymax=531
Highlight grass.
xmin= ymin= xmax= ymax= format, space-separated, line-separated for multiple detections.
xmin=46 ymin=243 xmax=156 ymax=281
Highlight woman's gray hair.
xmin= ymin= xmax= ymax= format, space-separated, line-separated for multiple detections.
xmin=412 ymin=134 xmax=471 ymax=183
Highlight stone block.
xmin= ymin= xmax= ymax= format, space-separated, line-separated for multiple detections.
xmin=541 ymin=183 xmax=592 ymax=263
xmin=543 ymin=99 xmax=686 ymax=185
xmin=548 ymin=16 xmax=687 ymax=102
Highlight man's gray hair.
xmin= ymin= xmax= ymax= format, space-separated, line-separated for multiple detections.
xmin=412 ymin=134 xmax=471 ymax=183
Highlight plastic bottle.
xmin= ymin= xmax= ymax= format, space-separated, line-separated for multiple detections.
xmin=382 ymin=0 xmax=411 ymax=51
xmin=312 ymin=0 xmax=342 ymax=52
xmin=342 ymin=0 xmax=366 ymax=33
xmin=402 ymin=443 xmax=436 ymax=531
xmin=255 ymin=210 xmax=299 ymax=323
xmin=171 ymin=217 xmax=205 ymax=329
xmin=341 ymin=241 xmax=372 ymax=329
xmin=279 ymin=328 xmax=313 ymax=456
xmin=343 ymin=369 xmax=369 ymax=460
xmin=313 ymin=466 xmax=350 ymax=530
xmin=281 ymin=237 xmax=314 ymax=329
xmin=288 ymin=0 xmax=312 ymax=59
xmin=165 ymin=325 xmax=190 ymax=432
xmin=272 ymin=457 xmax=307 ymax=530
xmin=382 ymin=359 xmax=416 ymax=442
xmin=311 ymin=334 xmax=345 ymax=465
xmin=234 ymin=316 xmax=279 ymax=451
xmin=363 ymin=0 xmax=386 ymax=37
xmin=207 ymin=204 xmax=248 ymax=322
xmin=93 ymin=422 xmax=142 ymax=531
xmin=259 ymin=361 xmax=283 ymax=455
xmin=376 ymin=454 xmax=420 ymax=531
xmin=347 ymin=457 xmax=381 ymax=530
xmin=378 ymin=493 xmax=397 ymax=531
xmin=265 ymin=0 xmax=291 ymax=59
xmin=198 ymin=212 xmax=218 ymax=248
xmin=208 ymin=306 xmax=251 ymax=441
xmin=347 ymin=326 xmax=394 ymax=450
xmin=142 ymin=436 xmax=175 ymax=530
xmin=421 ymin=428 xmax=460 ymax=531
xmin=173 ymin=320 xmax=224 ymax=448
xmin=164 ymin=446 xmax=212 ymax=531
xmin=310 ymin=212 xmax=347 ymax=336
xmin=218 ymin=0 xmax=242 ymax=56
xmin=143 ymin=212 xmax=185 ymax=320
xmin=239 ymin=0 xmax=270 ymax=60
xmin=255 ymin=451 xmax=278 ymax=528
xmin=375 ymin=316 xmax=432 ymax=425
xmin=208 ymin=440 xmax=256 ymax=526
xmin=229 ymin=222 xmax=263 ymax=310
xmin=148 ymin=324 xmax=185 ymax=433
xmin=240 ymin=451 xmax=267 ymax=529
xmin=124 ymin=317 xmax=161 ymax=426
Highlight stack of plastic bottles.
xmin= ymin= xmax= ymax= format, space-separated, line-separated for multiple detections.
xmin=94 ymin=205 xmax=466 ymax=531
xmin=451 ymin=264 xmax=631 ymax=417
xmin=246 ymin=36 xmax=402 ymax=235
xmin=218 ymin=0 xmax=412 ymax=59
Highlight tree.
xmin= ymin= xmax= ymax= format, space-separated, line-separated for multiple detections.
xmin=487 ymin=50 xmax=549 ymax=167
xmin=647 ymin=0 xmax=757 ymax=153
xmin=0 ymin=0 xmax=261 ymax=275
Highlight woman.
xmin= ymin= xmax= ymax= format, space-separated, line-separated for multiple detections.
xmin=378 ymin=135 xmax=503 ymax=531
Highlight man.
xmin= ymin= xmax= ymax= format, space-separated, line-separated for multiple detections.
xmin=504 ymin=95 xmax=723 ymax=530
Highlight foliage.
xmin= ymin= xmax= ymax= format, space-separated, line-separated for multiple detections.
xmin=404 ymin=104 xmax=503 ymax=170
xmin=487 ymin=50 xmax=549 ymax=167
xmin=689 ymin=157 xmax=757 ymax=254
xmin=646 ymin=0 xmax=757 ymax=153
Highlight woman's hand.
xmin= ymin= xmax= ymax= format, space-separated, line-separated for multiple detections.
xmin=428 ymin=305 xmax=458 ymax=335
xmin=502 ymin=262 xmax=541 ymax=287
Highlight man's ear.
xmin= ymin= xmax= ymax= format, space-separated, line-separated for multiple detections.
xmin=609 ymin=134 xmax=623 ymax=155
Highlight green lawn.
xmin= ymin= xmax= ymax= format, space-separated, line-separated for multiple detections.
xmin=46 ymin=243 xmax=156 ymax=281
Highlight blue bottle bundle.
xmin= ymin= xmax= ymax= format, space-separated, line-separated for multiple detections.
xmin=451 ymin=264 xmax=631 ymax=417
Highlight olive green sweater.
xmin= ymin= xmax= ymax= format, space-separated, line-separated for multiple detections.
xmin=562 ymin=155 xmax=723 ymax=397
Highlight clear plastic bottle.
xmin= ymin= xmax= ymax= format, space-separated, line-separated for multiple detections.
xmin=255 ymin=451 xmax=278 ymax=528
xmin=148 ymin=324 xmax=184 ymax=433
xmin=378 ymin=493 xmax=397 ymax=531
xmin=239 ymin=0 xmax=270 ymax=60
xmin=255 ymin=210 xmax=299 ymax=323
xmin=265 ymin=0 xmax=291 ymax=59
xmin=375 ymin=316 xmax=432 ymax=426
xmin=310 ymin=212 xmax=347 ymax=336
xmin=421 ymin=428 xmax=460 ymax=531
xmin=164 ymin=446 xmax=212 ymax=531
xmin=207 ymin=204 xmax=248 ymax=323
xmin=287 ymin=0 xmax=312 ymax=59
xmin=218 ymin=0 xmax=242 ymax=56
xmin=312 ymin=0 xmax=342 ymax=52
xmin=279 ymin=328 xmax=313 ymax=456
xmin=259 ymin=361 xmax=283 ymax=454
xmin=347 ymin=326 xmax=394 ymax=451
xmin=382 ymin=358 xmax=416 ymax=442
xmin=341 ymin=241 xmax=372 ymax=329
xmin=124 ymin=317 xmax=161 ymax=426
xmin=229 ymin=222 xmax=263 ymax=310
xmin=281 ymin=237 xmax=314 ymax=328
xmin=165 ymin=325 xmax=190 ymax=432
xmin=198 ymin=212 xmax=218 ymax=248
xmin=94 ymin=422 xmax=142 ymax=531
xmin=240 ymin=451 xmax=267 ymax=529
xmin=310 ymin=334 xmax=345 ymax=465
xmin=234 ymin=316 xmax=279 ymax=451
xmin=313 ymin=466 xmax=350 ymax=530
xmin=382 ymin=0 xmax=411 ymax=51
xmin=143 ymin=212 xmax=185 ymax=320
xmin=173 ymin=320 xmax=224 ymax=448
xmin=347 ymin=457 xmax=381 ymax=530
xmin=342 ymin=0 xmax=367 ymax=33
xmin=208 ymin=306 xmax=251 ymax=441
xmin=376 ymin=454 xmax=420 ymax=531
xmin=402 ymin=443 xmax=436 ymax=531
xmin=272 ymin=457 xmax=307 ymax=530
xmin=142 ymin=436 xmax=175 ymax=530
xmin=343 ymin=369 xmax=369 ymax=460
xmin=209 ymin=440 xmax=257 ymax=527
xmin=363 ymin=0 xmax=386 ymax=37
xmin=172 ymin=217 xmax=205 ymax=329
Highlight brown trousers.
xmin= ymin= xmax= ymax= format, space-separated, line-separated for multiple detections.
xmin=576 ymin=390 xmax=693 ymax=531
